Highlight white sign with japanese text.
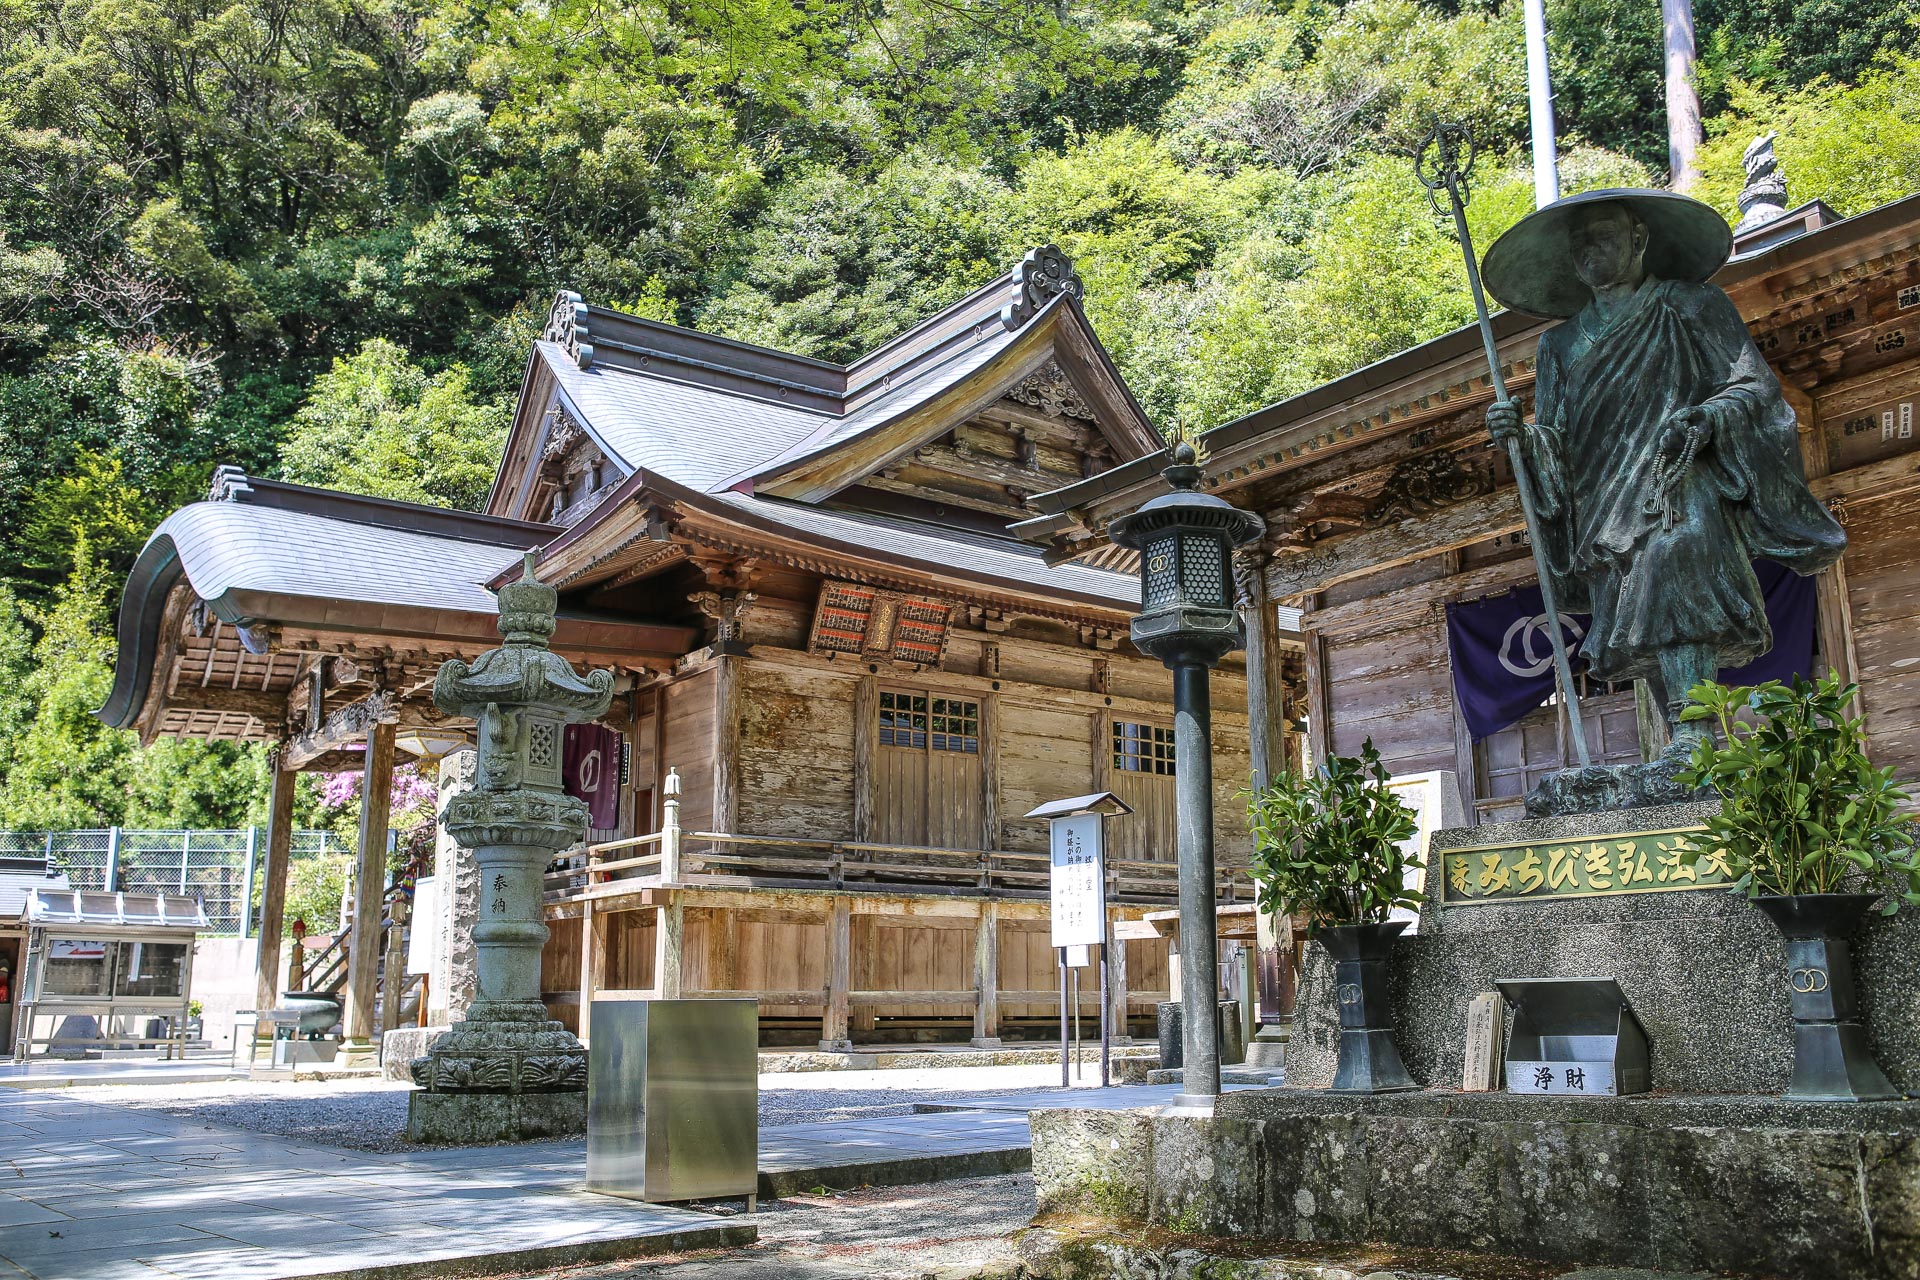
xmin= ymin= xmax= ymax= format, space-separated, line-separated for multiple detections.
xmin=1048 ymin=812 xmax=1106 ymax=948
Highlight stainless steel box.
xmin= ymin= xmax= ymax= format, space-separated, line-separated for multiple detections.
xmin=586 ymin=998 xmax=759 ymax=1203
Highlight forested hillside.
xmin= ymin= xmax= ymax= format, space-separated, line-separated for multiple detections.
xmin=2 ymin=0 xmax=1917 ymax=832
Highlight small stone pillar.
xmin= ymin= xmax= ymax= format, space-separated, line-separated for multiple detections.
xmin=405 ymin=555 xmax=614 ymax=1143
xmin=428 ymin=749 xmax=479 ymax=1026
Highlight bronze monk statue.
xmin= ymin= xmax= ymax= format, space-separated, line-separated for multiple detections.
xmin=1480 ymin=190 xmax=1846 ymax=744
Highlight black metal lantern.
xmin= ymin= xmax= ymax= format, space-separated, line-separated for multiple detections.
xmin=1106 ymin=441 xmax=1264 ymax=1109
xmin=1109 ymin=443 xmax=1266 ymax=666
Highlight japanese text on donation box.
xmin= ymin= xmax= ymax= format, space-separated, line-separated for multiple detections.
xmin=1049 ymin=813 xmax=1106 ymax=948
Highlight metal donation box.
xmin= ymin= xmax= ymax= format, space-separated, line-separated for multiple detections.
xmin=1498 ymin=977 xmax=1650 ymax=1097
xmin=587 ymin=998 xmax=758 ymax=1206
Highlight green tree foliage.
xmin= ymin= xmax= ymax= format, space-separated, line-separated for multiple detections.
xmin=0 ymin=549 xmax=264 ymax=830
xmin=0 ymin=548 xmax=134 ymax=828
xmin=278 ymin=340 xmax=509 ymax=510
xmin=1691 ymin=53 xmax=1920 ymax=222
xmin=0 ymin=0 xmax=1912 ymax=830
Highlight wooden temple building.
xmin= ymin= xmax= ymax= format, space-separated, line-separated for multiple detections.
xmin=100 ymin=250 xmax=1266 ymax=1051
xmin=1022 ymin=192 xmax=1920 ymax=828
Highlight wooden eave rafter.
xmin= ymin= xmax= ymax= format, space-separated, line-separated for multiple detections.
xmin=134 ymin=575 xmax=696 ymax=747
xmin=528 ymin=477 xmax=1135 ymax=630
xmin=749 ymin=301 xmax=1160 ymax=504
xmin=485 ymin=347 xmax=559 ymax=520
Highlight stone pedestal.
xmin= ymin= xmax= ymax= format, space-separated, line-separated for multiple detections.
xmin=1030 ymin=1092 xmax=1920 ymax=1279
xmin=404 ymin=556 xmax=613 ymax=1144
xmin=1285 ymin=799 xmax=1920 ymax=1095
xmin=408 ymin=1089 xmax=587 ymax=1144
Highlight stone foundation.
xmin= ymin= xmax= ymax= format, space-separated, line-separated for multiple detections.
xmin=1286 ymin=800 xmax=1920 ymax=1094
xmin=381 ymin=1026 xmax=448 ymax=1082
xmin=405 ymin=1089 xmax=586 ymax=1144
xmin=1031 ymin=1091 xmax=1920 ymax=1278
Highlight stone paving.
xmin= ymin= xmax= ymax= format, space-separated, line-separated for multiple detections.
xmin=0 ymin=1088 xmax=748 ymax=1280
xmin=0 ymin=1078 xmax=1223 ymax=1280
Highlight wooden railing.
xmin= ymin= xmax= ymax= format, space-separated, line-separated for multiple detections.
xmin=542 ymin=768 xmax=1253 ymax=906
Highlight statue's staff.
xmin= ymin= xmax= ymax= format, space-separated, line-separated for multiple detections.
xmin=1416 ymin=122 xmax=1593 ymax=768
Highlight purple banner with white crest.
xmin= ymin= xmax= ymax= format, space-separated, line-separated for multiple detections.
xmin=1445 ymin=560 xmax=1816 ymax=740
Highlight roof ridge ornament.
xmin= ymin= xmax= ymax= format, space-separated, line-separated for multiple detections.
xmin=1000 ymin=245 xmax=1085 ymax=331
xmin=543 ymin=290 xmax=595 ymax=369
xmin=207 ymin=465 xmax=253 ymax=503
xmin=1735 ymin=130 xmax=1789 ymax=232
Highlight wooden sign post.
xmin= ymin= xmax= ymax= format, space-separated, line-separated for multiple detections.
xmin=1029 ymin=792 xmax=1133 ymax=1089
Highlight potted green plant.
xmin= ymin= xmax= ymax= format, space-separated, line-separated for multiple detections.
xmin=1677 ymin=671 xmax=1920 ymax=1100
xmin=1247 ymin=740 xmax=1423 ymax=1092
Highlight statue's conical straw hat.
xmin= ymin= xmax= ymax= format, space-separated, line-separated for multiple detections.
xmin=1480 ymin=187 xmax=1734 ymax=319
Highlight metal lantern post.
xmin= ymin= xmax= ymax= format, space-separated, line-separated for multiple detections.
xmin=1108 ymin=442 xmax=1265 ymax=1108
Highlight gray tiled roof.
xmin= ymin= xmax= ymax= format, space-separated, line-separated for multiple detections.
xmin=728 ymin=324 xmax=1024 ymax=488
xmin=540 ymin=321 xmax=1137 ymax=607
xmin=711 ymin=494 xmax=1136 ymax=608
xmin=0 ymin=869 xmax=68 ymax=921
xmin=150 ymin=502 xmax=540 ymax=615
xmin=540 ymin=343 xmax=827 ymax=492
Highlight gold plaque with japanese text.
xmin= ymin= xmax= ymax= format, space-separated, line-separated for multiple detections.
xmin=1438 ymin=826 xmax=1733 ymax=906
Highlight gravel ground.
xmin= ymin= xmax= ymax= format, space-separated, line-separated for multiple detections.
xmin=55 ymin=1063 xmax=1072 ymax=1153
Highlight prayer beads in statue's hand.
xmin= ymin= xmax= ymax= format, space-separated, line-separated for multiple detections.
xmin=1659 ymin=406 xmax=1713 ymax=461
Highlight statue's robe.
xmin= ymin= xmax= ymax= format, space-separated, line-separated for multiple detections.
xmin=1526 ymin=276 xmax=1846 ymax=682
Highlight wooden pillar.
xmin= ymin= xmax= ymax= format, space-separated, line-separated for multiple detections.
xmin=380 ymin=919 xmax=406 ymax=1037
xmin=852 ymin=675 xmax=878 ymax=843
xmin=971 ymin=901 xmax=1000 ymax=1048
xmin=705 ymin=906 xmax=736 ymax=995
xmin=713 ymin=656 xmax=740 ymax=834
xmin=1783 ymin=378 xmax=1863 ymax=702
xmin=578 ymin=900 xmax=604 ymax=1043
xmin=1105 ymin=917 xmax=1130 ymax=1044
xmin=343 ymin=721 xmax=396 ymax=1052
xmin=1239 ymin=551 xmax=1287 ymax=790
xmin=653 ymin=896 xmax=684 ymax=999
xmin=978 ymin=692 xmax=1000 ymax=852
xmin=851 ymin=916 xmax=877 ymax=1037
xmin=1091 ymin=710 xmax=1112 ymax=794
xmin=1302 ymin=622 xmax=1331 ymax=766
xmin=251 ymin=759 xmax=297 ymax=1018
xmin=821 ymin=897 xmax=852 ymax=1052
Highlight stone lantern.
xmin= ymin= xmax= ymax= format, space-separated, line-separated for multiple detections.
xmin=405 ymin=553 xmax=614 ymax=1143
xmin=1108 ymin=442 xmax=1264 ymax=1107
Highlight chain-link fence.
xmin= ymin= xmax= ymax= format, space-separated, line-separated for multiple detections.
xmin=0 ymin=828 xmax=341 ymax=936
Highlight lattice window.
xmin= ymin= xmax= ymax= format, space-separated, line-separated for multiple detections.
xmin=1142 ymin=535 xmax=1179 ymax=610
xmin=1113 ymin=721 xmax=1176 ymax=775
xmin=879 ymin=691 xmax=979 ymax=754
xmin=1181 ymin=537 xmax=1229 ymax=608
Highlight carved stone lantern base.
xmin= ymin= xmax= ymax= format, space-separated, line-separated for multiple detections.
xmin=404 ymin=1001 xmax=590 ymax=1142
xmin=406 ymin=1089 xmax=586 ymax=1144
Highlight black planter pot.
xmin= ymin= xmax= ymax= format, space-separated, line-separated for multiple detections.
xmin=1316 ymin=920 xmax=1417 ymax=1093
xmin=1751 ymin=893 xmax=1900 ymax=1101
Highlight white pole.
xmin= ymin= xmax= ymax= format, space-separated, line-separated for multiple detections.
xmin=1523 ymin=0 xmax=1560 ymax=208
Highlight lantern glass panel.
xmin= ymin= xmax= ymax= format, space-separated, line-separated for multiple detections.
xmin=1142 ymin=533 xmax=1180 ymax=610
xmin=1179 ymin=534 xmax=1230 ymax=608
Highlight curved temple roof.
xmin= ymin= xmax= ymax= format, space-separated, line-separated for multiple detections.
xmin=104 ymin=249 xmax=1163 ymax=743
xmin=102 ymin=476 xmax=584 ymax=732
